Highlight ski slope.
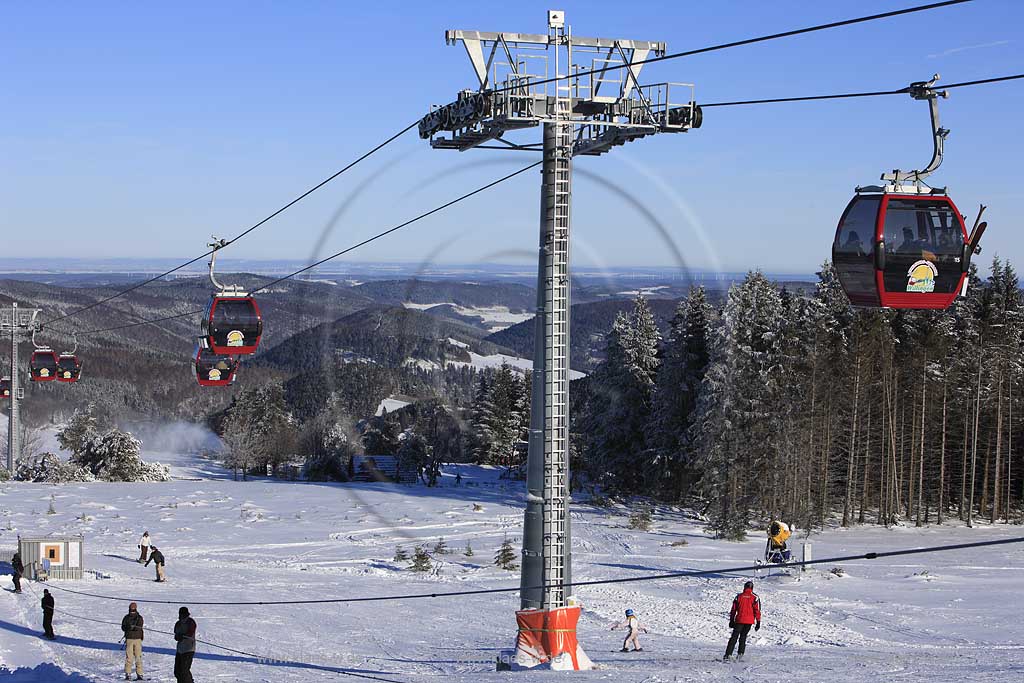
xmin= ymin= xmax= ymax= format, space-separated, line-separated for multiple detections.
xmin=0 ymin=452 xmax=1022 ymax=681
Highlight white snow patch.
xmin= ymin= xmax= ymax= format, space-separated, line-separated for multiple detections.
xmin=375 ymin=397 xmax=412 ymax=416
xmin=401 ymin=302 xmax=532 ymax=331
xmin=616 ymin=285 xmax=670 ymax=296
xmin=448 ymin=352 xmax=585 ymax=380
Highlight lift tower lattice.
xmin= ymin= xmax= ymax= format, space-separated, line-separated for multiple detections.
xmin=418 ymin=10 xmax=701 ymax=670
xmin=2 ymin=303 xmax=42 ymax=473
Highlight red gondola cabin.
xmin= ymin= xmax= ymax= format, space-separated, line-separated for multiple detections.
xmin=1 ymin=377 xmax=10 ymax=399
xmin=833 ymin=190 xmax=971 ymax=309
xmin=56 ymin=354 xmax=82 ymax=383
xmin=202 ymin=295 xmax=262 ymax=356
xmin=30 ymin=349 xmax=59 ymax=382
xmin=193 ymin=344 xmax=239 ymax=387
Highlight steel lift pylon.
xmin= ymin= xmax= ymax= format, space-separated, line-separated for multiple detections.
xmin=2 ymin=303 xmax=42 ymax=473
xmin=419 ymin=9 xmax=701 ymax=670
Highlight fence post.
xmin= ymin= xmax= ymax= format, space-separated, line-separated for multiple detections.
xmin=802 ymin=542 xmax=812 ymax=572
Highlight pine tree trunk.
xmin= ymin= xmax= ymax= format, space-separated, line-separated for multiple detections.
xmin=806 ymin=349 xmax=819 ymax=530
xmin=843 ymin=358 xmax=861 ymax=527
xmin=821 ymin=395 xmax=832 ymax=527
xmin=913 ymin=378 xmax=921 ymax=518
xmin=916 ymin=360 xmax=926 ymax=527
xmin=898 ymin=389 xmax=906 ymax=519
xmin=961 ymin=394 xmax=970 ymax=521
xmin=992 ymin=371 xmax=1004 ymax=524
xmin=879 ymin=371 xmax=889 ymax=526
xmin=968 ymin=354 xmax=983 ymax=528
xmin=980 ymin=431 xmax=992 ymax=518
xmin=938 ymin=381 xmax=948 ymax=525
xmin=860 ymin=404 xmax=871 ymax=524
xmin=1006 ymin=377 xmax=1013 ymax=523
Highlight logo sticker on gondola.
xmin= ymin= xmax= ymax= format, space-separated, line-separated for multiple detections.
xmin=226 ymin=330 xmax=245 ymax=347
xmin=209 ymin=369 xmax=222 ymax=381
xmin=63 ymin=371 xmax=71 ymax=379
xmin=907 ymin=260 xmax=938 ymax=293
xmin=39 ymin=369 xmax=49 ymax=378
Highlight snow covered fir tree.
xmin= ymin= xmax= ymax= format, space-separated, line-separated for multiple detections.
xmin=570 ymin=258 xmax=1024 ymax=534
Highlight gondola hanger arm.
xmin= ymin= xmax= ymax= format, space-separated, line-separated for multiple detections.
xmin=207 ymin=236 xmax=229 ymax=293
xmin=882 ymin=74 xmax=949 ymax=189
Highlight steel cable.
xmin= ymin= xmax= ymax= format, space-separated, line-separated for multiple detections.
xmin=41 ymin=535 xmax=1024 ymax=606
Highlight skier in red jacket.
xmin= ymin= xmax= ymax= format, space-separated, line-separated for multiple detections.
xmin=724 ymin=580 xmax=761 ymax=661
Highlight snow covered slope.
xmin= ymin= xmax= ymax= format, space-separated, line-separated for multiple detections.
xmin=0 ymin=459 xmax=1021 ymax=681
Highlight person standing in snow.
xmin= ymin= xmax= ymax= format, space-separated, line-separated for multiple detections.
xmin=121 ymin=602 xmax=145 ymax=681
xmin=41 ymin=589 xmax=55 ymax=639
xmin=11 ymin=551 xmax=24 ymax=593
xmin=173 ymin=606 xmax=197 ymax=683
xmin=145 ymin=546 xmax=166 ymax=582
xmin=610 ymin=608 xmax=648 ymax=652
xmin=724 ymin=580 xmax=761 ymax=661
xmin=138 ymin=532 xmax=151 ymax=563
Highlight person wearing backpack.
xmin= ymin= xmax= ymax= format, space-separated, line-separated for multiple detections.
xmin=173 ymin=606 xmax=197 ymax=683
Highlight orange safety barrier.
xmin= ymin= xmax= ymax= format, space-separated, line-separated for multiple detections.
xmin=514 ymin=606 xmax=592 ymax=670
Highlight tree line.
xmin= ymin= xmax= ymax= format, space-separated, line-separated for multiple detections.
xmin=574 ymin=259 xmax=1024 ymax=538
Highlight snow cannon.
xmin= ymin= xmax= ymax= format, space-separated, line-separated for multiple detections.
xmin=765 ymin=521 xmax=792 ymax=564
xmin=768 ymin=521 xmax=791 ymax=547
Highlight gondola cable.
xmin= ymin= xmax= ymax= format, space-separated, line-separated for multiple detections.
xmin=75 ymin=160 xmax=543 ymax=336
xmin=41 ymin=121 xmax=419 ymax=329
xmin=703 ymin=72 xmax=1024 ymax=108
xmin=487 ymin=0 xmax=977 ymax=96
xmin=37 ymin=1 xmax=979 ymax=331
xmin=62 ymin=68 xmax=1024 ymax=337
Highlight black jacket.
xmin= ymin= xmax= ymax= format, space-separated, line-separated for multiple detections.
xmin=41 ymin=594 xmax=54 ymax=613
xmin=12 ymin=554 xmax=24 ymax=574
xmin=145 ymin=549 xmax=165 ymax=567
xmin=121 ymin=611 xmax=144 ymax=640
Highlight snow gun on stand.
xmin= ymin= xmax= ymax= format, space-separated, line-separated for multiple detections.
xmin=764 ymin=521 xmax=792 ymax=565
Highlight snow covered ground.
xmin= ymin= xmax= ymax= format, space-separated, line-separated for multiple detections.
xmin=401 ymin=303 xmax=532 ymax=332
xmin=0 ymin=453 xmax=1022 ymax=681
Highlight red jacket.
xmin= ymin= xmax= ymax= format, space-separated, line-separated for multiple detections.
xmin=730 ymin=588 xmax=761 ymax=625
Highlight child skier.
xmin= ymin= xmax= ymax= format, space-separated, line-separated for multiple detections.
xmin=610 ymin=608 xmax=648 ymax=652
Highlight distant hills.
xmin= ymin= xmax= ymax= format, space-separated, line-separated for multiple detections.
xmin=0 ymin=269 xmax=817 ymax=427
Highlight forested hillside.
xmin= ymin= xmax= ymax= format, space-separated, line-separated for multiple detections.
xmin=571 ymin=259 xmax=1024 ymax=535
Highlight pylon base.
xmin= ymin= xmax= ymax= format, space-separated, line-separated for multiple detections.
xmin=513 ymin=606 xmax=593 ymax=671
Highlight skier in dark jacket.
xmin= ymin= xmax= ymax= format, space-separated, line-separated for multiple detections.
xmin=724 ymin=580 xmax=761 ymax=661
xmin=121 ymin=602 xmax=145 ymax=680
xmin=41 ymin=589 xmax=55 ymax=639
xmin=11 ymin=552 xmax=24 ymax=593
xmin=173 ymin=606 xmax=197 ymax=683
xmin=144 ymin=547 xmax=166 ymax=582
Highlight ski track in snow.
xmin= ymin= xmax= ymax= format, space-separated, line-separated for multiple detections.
xmin=0 ymin=455 xmax=1022 ymax=681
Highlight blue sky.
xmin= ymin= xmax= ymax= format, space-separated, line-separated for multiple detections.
xmin=2 ymin=0 xmax=1022 ymax=273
